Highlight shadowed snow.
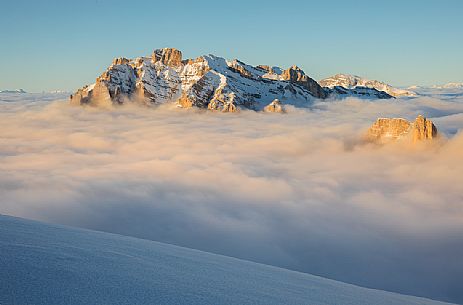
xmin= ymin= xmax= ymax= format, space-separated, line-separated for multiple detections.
xmin=0 ymin=215 xmax=455 ymax=305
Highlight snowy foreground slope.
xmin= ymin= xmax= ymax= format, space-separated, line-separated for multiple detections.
xmin=0 ymin=215 xmax=453 ymax=305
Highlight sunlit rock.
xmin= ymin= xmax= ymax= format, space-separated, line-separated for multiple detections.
xmin=264 ymin=99 xmax=284 ymax=113
xmin=412 ymin=115 xmax=438 ymax=142
xmin=151 ymin=48 xmax=182 ymax=68
xmin=366 ymin=115 xmax=438 ymax=143
xmin=70 ymin=48 xmax=332 ymax=110
xmin=280 ymin=65 xmax=327 ymax=99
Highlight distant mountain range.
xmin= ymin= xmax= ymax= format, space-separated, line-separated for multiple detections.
xmin=406 ymin=83 xmax=463 ymax=90
xmin=70 ymin=48 xmax=423 ymax=111
xmin=431 ymin=82 xmax=463 ymax=89
xmin=0 ymin=89 xmax=26 ymax=94
xmin=320 ymin=74 xmax=416 ymax=97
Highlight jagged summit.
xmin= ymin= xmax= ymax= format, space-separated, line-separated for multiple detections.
xmin=70 ymin=49 xmax=417 ymax=110
xmin=70 ymin=48 xmax=327 ymax=111
xmin=366 ymin=115 xmax=438 ymax=143
xmin=320 ymin=74 xmax=416 ymax=98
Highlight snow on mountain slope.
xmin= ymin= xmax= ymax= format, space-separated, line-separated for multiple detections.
xmin=320 ymin=74 xmax=416 ymax=98
xmin=70 ymin=48 xmax=327 ymax=111
xmin=325 ymin=85 xmax=395 ymax=99
xmin=0 ymin=214 xmax=454 ymax=305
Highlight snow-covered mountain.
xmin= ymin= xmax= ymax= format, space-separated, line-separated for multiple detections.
xmin=432 ymin=82 xmax=463 ymax=89
xmin=0 ymin=214 xmax=454 ymax=305
xmin=320 ymin=74 xmax=416 ymax=98
xmin=325 ymin=85 xmax=395 ymax=99
xmin=70 ymin=48 xmax=327 ymax=111
xmin=70 ymin=48 xmax=407 ymax=111
xmin=404 ymin=83 xmax=463 ymax=99
xmin=0 ymin=88 xmax=26 ymax=94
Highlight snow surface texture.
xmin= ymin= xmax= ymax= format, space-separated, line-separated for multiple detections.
xmin=1 ymin=91 xmax=463 ymax=303
xmin=0 ymin=214 xmax=455 ymax=305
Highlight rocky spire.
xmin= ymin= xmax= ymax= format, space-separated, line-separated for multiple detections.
xmin=264 ymin=99 xmax=284 ymax=113
xmin=70 ymin=47 xmax=336 ymax=110
xmin=412 ymin=115 xmax=437 ymax=142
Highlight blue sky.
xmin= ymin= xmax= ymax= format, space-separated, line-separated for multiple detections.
xmin=1 ymin=0 xmax=462 ymax=92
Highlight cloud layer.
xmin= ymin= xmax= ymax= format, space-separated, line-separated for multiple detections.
xmin=1 ymin=95 xmax=463 ymax=303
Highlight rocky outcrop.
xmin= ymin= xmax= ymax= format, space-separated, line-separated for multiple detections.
xmin=412 ymin=115 xmax=438 ymax=142
xmin=256 ymin=65 xmax=272 ymax=73
xmin=70 ymin=86 xmax=90 ymax=106
xmin=152 ymin=48 xmax=182 ymax=68
xmin=264 ymin=99 xmax=284 ymax=113
xmin=90 ymin=80 xmax=112 ymax=108
xmin=228 ymin=60 xmax=254 ymax=79
xmin=112 ymin=57 xmax=130 ymax=65
xmin=207 ymin=100 xmax=238 ymax=112
xmin=70 ymin=48 xmax=330 ymax=111
xmin=366 ymin=115 xmax=437 ymax=143
xmin=222 ymin=101 xmax=238 ymax=113
xmin=281 ymin=66 xmax=327 ymax=99
xmin=367 ymin=118 xmax=411 ymax=141
xmin=320 ymin=74 xmax=416 ymax=98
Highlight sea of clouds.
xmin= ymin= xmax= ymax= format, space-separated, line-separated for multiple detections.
xmin=1 ymin=93 xmax=462 ymax=303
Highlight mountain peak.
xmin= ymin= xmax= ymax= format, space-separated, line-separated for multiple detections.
xmin=69 ymin=48 xmax=416 ymax=110
xmin=320 ymin=74 xmax=416 ymax=97
xmin=70 ymin=48 xmax=328 ymax=111
xmin=152 ymin=48 xmax=183 ymax=67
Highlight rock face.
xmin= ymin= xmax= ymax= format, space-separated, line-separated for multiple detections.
xmin=70 ymin=48 xmax=328 ymax=111
xmin=264 ymin=99 xmax=284 ymax=113
xmin=152 ymin=48 xmax=182 ymax=68
xmin=280 ymin=66 xmax=327 ymax=99
xmin=412 ymin=115 xmax=438 ymax=142
xmin=367 ymin=118 xmax=411 ymax=141
xmin=320 ymin=74 xmax=416 ymax=98
xmin=366 ymin=115 xmax=437 ymax=143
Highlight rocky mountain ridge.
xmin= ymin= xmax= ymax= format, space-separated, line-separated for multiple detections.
xmin=320 ymin=74 xmax=416 ymax=98
xmin=71 ymin=48 xmax=328 ymax=111
xmin=70 ymin=48 xmax=405 ymax=111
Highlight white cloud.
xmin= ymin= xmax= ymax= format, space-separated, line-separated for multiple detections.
xmin=1 ymin=95 xmax=463 ymax=303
